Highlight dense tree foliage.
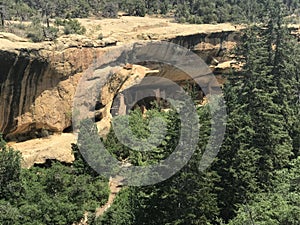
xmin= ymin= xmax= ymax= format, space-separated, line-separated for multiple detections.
xmin=0 ymin=136 xmax=109 ymax=225
xmin=0 ymin=0 xmax=298 ymax=41
xmin=95 ymin=2 xmax=299 ymax=225
xmin=94 ymin=102 xmax=220 ymax=225
xmin=212 ymin=1 xmax=300 ymax=222
xmin=0 ymin=0 xmax=299 ymax=224
xmin=0 ymin=0 xmax=299 ymax=24
xmin=228 ymin=157 xmax=300 ymax=225
xmin=0 ymin=134 xmax=22 ymax=201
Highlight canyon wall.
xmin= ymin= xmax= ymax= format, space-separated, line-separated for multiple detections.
xmin=0 ymin=26 xmax=240 ymax=144
xmin=0 ymin=36 xmax=113 ymax=141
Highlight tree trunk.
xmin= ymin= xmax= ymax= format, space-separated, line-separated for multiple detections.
xmin=0 ymin=3 xmax=4 ymax=27
xmin=0 ymin=12 xmax=4 ymax=26
xmin=46 ymin=17 xmax=50 ymax=28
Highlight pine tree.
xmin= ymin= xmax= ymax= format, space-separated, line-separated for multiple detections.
xmin=228 ymin=157 xmax=300 ymax=225
xmin=267 ymin=1 xmax=300 ymax=158
xmin=97 ymin=104 xmax=220 ymax=225
xmin=214 ymin=3 xmax=298 ymax=220
xmin=0 ymin=134 xmax=22 ymax=200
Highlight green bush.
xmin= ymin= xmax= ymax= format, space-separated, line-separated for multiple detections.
xmin=98 ymin=33 xmax=104 ymax=40
xmin=44 ymin=26 xmax=59 ymax=40
xmin=26 ymin=24 xmax=45 ymax=42
xmin=63 ymin=19 xmax=86 ymax=35
xmin=102 ymin=3 xmax=119 ymax=18
xmin=54 ymin=18 xmax=86 ymax=35
xmin=0 ymin=135 xmax=109 ymax=225
xmin=0 ymin=134 xmax=22 ymax=200
xmin=54 ymin=18 xmax=65 ymax=26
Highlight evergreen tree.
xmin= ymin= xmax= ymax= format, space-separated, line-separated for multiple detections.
xmin=0 ymin=134 xmax=22 ymax=201
xmin=214 ymin=3 xmax=298 ymax=220
xmin=267 ymin=1 xmax=300 ymax=157
xmin=95 ymin=188 xmax=136 ymax=225
xmin=98 ymin=104 xmax=220 ymax=225
xmin=228 ymin=157 xmax=300 ymax=225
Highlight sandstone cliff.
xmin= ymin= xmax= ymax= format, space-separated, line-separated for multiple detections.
xmin=1 ymin=19 xmax=241 ymax=140
xmin=1 ymin=17 xmax=245 ymax=165
xmin=0 ymin=35 xmax=115 ymax=141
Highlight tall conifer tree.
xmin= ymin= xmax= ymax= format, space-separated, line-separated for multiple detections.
xmin=214 ymin=1 xmax=298 ymax=221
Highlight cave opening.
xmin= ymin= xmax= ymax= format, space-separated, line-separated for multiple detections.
xmin=6 ymin=125 xmax=54 ymax=143
xmin=63 ymin=126 xmax=73 ymax=133
xmin=110 ymin=62 xmax=207 ymax=117
xmin=110 ymin=82 xmax=205 ymax=117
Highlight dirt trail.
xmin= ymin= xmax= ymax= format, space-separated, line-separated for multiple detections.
xmin=95 ymin=176 xmax=124 ymax=217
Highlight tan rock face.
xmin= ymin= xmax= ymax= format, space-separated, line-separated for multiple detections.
xmin=9 ymin=133 xmax=76 ymax=168
xmin=0 ymin=21 xmax=243 ymax=166
xmin=97 ymin=64 xmax=150 ymax=137
xmin=0 ymin=28 xmax=238 ymax=142
xmin=0 ymin=50 xmax=61 ymax=141
xmin=0 ymin=38 xmax=112 ymax=141
xmin=72 ymin=63 xmax=150 ymax=138
xmin=1 ymin=17 xmax=298 ymax=166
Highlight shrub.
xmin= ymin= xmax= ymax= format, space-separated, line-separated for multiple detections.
xmin=102 ymin=3 xmax=119 ymax=18
xmin=63 ymin=19 xmax=86 ymax=35
xmin=0 ymin=134 xmax=22 ymax=200
xmin=26 ymin=23 xmax=44 ymax=42
xmin=54 ymin=18 xmax=65 ymax=26
xmin=44 ymin=26 xmax=59 ymax=40
xmin=98 ymin=33 xmax=104 ymax=40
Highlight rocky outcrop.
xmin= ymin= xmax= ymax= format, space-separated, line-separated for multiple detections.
xmin=8 ymin=133 xmax=76 ymax=168
xmin=0 ymin=35 xmax=118 ymax=141
xmin=168 ymin=30 xmax=240 ymax=63
xmin=73 ymin=62 xmax=157 ymax=138
xmin=1 ymin=25 xmax=240 ymax=143
xmin=0 ymin=19 xmax=247 ymax=166
xmin=0 ymin=49 xmax=63 ymax=141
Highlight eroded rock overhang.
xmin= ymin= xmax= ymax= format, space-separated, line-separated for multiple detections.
xmin=0 ymin=27 xmax=242 ymax=141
